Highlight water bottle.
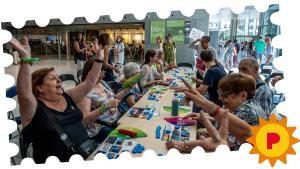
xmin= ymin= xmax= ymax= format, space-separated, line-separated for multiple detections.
xmin=172 ymin=93 xmax=179 ymax=116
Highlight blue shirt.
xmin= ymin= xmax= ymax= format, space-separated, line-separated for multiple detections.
xmin=202 ymin=64 xmax=227 ymax=106
xmin=119 ymin=86 xmax=142 ymax=112
xmin=228 ymin=99 xmax=268 ymax=150
xmin=253 ymin=78 xmax=273 ymax=118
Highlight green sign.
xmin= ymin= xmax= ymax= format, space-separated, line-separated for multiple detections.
xmin=166 ymin=20 xmax=185 ymax=44
xmin=150 ymin=20 xmax=165 ymax=44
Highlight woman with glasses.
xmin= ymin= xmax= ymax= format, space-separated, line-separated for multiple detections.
xmin=166 ymin=73 xmax=267 ymax=152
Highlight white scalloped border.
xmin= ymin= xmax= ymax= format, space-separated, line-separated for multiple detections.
xmin=1 ymin=0 xmax=299 ymax=169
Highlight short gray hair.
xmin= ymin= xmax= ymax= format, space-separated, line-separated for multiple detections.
xmin=123 ymin=62 xmax=140 ymax=79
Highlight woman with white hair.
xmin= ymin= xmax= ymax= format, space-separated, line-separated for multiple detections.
xmin=117 ymin=62 xmax=143 ymax=111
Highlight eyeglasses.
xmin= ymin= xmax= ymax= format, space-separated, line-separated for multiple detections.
xmin=217 ymin=90 xmax=234 ymax=97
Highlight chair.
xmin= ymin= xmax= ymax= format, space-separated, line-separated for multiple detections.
xmin=6 ymin=86 xmax=24 ymax=164
xmin=19 ymin=126 xmax=32 ymax=159
xmin=6 ymin=86 xmax=21 ymax=139
xmin=77 ymin=69 xmax=83 ymax=84
xmin=59 ymin=74 xmax=79 ymax=85
xmin=177 ymin=62 xmax=193 ymax=69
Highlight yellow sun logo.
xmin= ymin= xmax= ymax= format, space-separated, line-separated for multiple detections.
xmin=247 ymin=114 xmax=299 ymax=167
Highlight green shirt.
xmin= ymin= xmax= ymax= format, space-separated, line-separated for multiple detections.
xmin=254 ymin=40 xmax=266 ymax=53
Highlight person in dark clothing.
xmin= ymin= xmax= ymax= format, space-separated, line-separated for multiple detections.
xmin=175 ymin=50 xmax=227 ymax=107
xmin=74 ymin=32 xmax=87 ymax=70
xmin=9 ymin=37 xmax=105 ymax=163
xmin=103 ymin=48 xmax=116 ymax=82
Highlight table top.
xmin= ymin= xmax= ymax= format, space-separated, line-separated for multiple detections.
xmin=88 ymin=67 xmax=196 ymax=159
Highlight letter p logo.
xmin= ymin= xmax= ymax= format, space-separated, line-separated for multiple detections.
xmin=267 ymin=132 xmax=280 ymax=149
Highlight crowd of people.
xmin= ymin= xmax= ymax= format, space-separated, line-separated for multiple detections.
xmin=7 ymin=32 xmax=283 ymax=163
xmin=220 ymin=35 xmax=277 ymax=70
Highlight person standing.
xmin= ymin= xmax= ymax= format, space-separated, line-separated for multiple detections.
xmin=74 ymin=32 xmax=87 ymax=70
xmin=189 ymin=36 xmax=217 ymax=82
xmin=100 ymin=33 xmax=120 ymax=82
xmin=264 ymin=37 xmax=275 ymax=65
xmin=224 ymin=40 xmax=235 ymax=70
xmin=254 ymin=35 xmax=266 ymax=64
xmin=114 ymin=36 xmax=125 ymax=65
xmin=163 ymin=34 xmax=176 ymax=65
xmin=156 ymin=36 xmax=163 ymax=50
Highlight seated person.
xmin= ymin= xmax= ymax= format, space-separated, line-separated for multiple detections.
xmin=78 ymin=60 xmax=121 ymax=140
xmin=10 ymin=37 xmax=105 ymax=163
xmin=140 ymin=49 xmax=168 ymax=89
xmin=155 ymin=50 xmax=177 ymax=74
xmin=166 ymin=73 xmax=268 ymax=152
xmin=175 ymin=50 xmax=227 ymax=107
xmin=117 ymin=62 xmax=143 ymax=111
xmin=239 ymin=58 xmax=273 ymax=118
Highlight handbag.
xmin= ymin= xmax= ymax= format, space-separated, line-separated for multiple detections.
xmin=41 ymin=104 xmax=98 ymax=159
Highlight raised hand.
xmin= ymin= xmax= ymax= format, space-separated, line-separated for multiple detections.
xmin=10 ymin=37 xmax=31 ymax=58
xmin=95 ymin=44 xmax=104 ymax=61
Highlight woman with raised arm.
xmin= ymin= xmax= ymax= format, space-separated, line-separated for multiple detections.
xmin=10 ymin=36 xmax=104 ymax=163
xmin=166 ymin=74 xmax=265 ymax=152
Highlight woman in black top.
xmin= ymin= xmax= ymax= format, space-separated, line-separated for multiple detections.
xmin=10 ymin=37 xmax=104 ymax=163
xmin=74 ymin=32 xmax=87 ymax=70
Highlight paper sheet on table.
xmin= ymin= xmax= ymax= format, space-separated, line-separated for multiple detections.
xmin=189 ymin=28 xmax=205 ymax=40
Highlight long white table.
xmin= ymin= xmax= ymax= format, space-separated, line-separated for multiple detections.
xmin=88 ymin=67 xmax=196 ymax=159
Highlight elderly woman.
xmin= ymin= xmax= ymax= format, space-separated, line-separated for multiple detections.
xmin=166 ymin=73 xmax=268 ymax=152
xmin=140 ymin=49 xmax=168 ymax=88
xmin=10 ymin=37 xmax=104 ymax=163
xmin=117 ymin=62 xmax=143 ymax=111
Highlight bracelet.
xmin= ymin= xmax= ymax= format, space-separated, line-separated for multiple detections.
xmin=19 ymin=57 xmax=41 ymax=63
xmin=94 ymin=59 xmax=103 ymax=63
xmin=99 ymin=103 xmax=108 ymax=113
xmin=211 ymin=105 xmax=220 ymax=117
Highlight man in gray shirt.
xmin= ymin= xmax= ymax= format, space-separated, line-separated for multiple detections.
xmin=189 ymin=36 xmax=217 ymax=59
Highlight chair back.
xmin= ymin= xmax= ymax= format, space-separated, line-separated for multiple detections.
xmin=6 ymin=86 xmax=17 ymax=98
xmin=59 ymin=74 xmax=78 ymax=85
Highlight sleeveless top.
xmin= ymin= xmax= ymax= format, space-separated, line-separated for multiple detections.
xmin=75 ymin=41 xmax=86 ymax=61
xmin=86 ymin=81 xmax=121 ymax=123
xmin=103 ymin=49 xmax=116 ymax=82
xmin=24 ymin=92 xmax=88 ymax=164
xmin=163 ymin=42 xmax=176 ymax=64
xmin=119 ymin=85 xmax=142 ymax=111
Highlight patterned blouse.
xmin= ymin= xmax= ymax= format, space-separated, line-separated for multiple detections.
xmin=228 ymin=99 xmax=268 ymax=150
xmin=163 ymin=42 xmax=176 ymax=64
xmin=87 ymin=81 xmax=121 ymax=123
